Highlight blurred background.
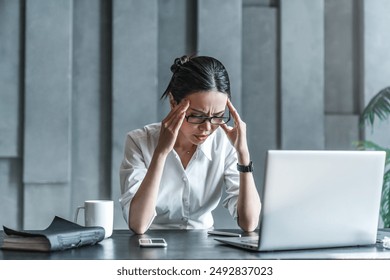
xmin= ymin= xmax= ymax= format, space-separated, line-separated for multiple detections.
xmin=1 ymin=0 xmax=389 ymax=230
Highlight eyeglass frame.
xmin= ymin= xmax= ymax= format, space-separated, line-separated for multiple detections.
xmin=184 ymin=111 xmax=231 ymax=125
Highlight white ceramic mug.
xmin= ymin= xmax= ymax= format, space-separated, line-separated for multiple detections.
xmin=74 ymin=200 xmax=114 ymax=238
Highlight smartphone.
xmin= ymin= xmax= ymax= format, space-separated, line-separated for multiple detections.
xmin=139 ymin=238 xmax=168 ymax=248
xmin=207 ymin=230 xmax=241 ymax=237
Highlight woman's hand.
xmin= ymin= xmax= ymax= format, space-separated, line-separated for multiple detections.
xmin=220 ymin=99 xmax=250 ymax=164
xmin=156 ymin=99 xmax=190 ymax=155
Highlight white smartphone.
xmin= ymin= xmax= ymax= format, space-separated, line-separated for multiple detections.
xmin=138 ymin=238 xmax=168 ymax=247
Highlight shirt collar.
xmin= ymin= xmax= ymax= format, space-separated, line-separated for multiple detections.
xmin=198 ymin=131 xmax=216 ymax=161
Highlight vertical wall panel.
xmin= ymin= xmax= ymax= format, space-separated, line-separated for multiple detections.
xmin=23 ymin=0 xmax=72 ymax=183
xmin=362 ymin=0 xmax=390 ymax=148
xmin=197 ymin=0 xmax=242 ymax=112
xmin=0 ymin=0 xmax=21 ymax=157
xmin=280 ymin=0 xmax=325 ymax=149
xmin=0 ymin=159 xmax=22 ymax=229
xmin=243 ymin=6 xmax=277 ymax=196
xmin=23 ymin=0 xmax=73 ymax=229
xmin=324 ymin=0 xmax=356 ymax=114
xmin=71 ymin=0 xmax=112 ymax=213
xmin=0 ymin=0 xmax=23 ymax=229
xmin=325 ymin=115 xmax=359 ymax=150
xmin=324 ymin=0 xmax=359 ymax=151
xmin=112 ymin=0 xmax=158 ymax=228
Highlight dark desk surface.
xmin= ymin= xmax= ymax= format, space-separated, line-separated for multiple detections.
xmin=1 ymin=229 xmax=390 ymax=260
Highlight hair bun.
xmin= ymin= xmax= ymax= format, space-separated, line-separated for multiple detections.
xmin=170 ymin=55 xmax=190 ymax=73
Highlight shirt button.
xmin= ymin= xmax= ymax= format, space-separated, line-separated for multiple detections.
xmin=182 ymin=177 xmax=187 ymax=181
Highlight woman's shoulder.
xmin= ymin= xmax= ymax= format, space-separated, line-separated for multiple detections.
xmin=127 ymin=123 xmax=161 ymax=141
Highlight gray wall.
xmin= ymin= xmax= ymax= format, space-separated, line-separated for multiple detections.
xmin=1 ymin=0 xmax=389 ymax=230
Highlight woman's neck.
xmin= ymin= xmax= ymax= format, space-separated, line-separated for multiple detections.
xmin=174 ymin=142 xmax=196 ymax=154
xmin=174 ymin=134 xmax=197 ymax=168
xmin=174 ymin=132 xmax=196 ymax=152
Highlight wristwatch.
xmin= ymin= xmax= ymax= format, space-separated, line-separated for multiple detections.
xmin=237 ymin=161 xmax=253 ymax=173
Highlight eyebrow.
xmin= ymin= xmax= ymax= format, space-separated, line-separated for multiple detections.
xmin=189 ymin=107 xmax=226 ymax=116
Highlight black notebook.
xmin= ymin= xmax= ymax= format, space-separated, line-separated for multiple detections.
xmin=1 ymin=216 xmax=105 ymax=252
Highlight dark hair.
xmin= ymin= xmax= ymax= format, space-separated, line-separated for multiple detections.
xmin=161 ymin=55 xmax=231 ymax=103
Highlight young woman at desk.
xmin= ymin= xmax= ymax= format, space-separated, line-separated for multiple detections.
xmin=119 ymin=55 xmax=261 ymax=234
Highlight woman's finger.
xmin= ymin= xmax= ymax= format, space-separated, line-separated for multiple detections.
xmin=227 ymin=99 xmax=242 ymax=124
xmin=170 ymin=108 xmax=187 ymax=133
xmin=220 ymin=123 xmax=232 ymax=134
xmin=163 ymin=100 xmax=189 ymax=129
xmin=170 ymin=100 xmax=190 ymax=129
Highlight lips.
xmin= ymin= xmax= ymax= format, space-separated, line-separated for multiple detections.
xmin=195 ymin=134 xmax=209 ymax=141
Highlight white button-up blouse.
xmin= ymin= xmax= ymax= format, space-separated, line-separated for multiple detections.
xmin=119 ymin=123 xmax=240 ymax=230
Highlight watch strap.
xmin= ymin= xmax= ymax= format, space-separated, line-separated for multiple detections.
xmin=237 ymin=161 xmax=253 ymax=173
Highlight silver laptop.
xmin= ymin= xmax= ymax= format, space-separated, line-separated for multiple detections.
xmin=215 ymin=150 xmax=386 ymax=251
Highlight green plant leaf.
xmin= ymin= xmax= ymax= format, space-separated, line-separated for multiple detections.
xmin=361 ymin=87 xmax=390 ymax=127
xmin=354 ymin=140 xmax=390 ymax=227
xmin=380 ymin=170 xmax=390 ymax=227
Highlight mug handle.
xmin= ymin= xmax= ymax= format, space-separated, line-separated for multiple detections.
xmin=74 ymin=206 xmax=85 ymax=224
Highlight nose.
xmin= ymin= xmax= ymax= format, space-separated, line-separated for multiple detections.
xmin=199 ymin=119 xmax=212 ymax=131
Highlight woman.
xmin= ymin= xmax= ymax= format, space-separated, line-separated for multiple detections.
xmin=119 ymin=55 xmax=261 ymax=234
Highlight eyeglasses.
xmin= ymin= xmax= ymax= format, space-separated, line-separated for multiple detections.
xmin=185 ymin=112 xmax=230 ymax=125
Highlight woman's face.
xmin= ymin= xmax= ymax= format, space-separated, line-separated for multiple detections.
xmin=174 ymin=91 xmax=229 ymax=145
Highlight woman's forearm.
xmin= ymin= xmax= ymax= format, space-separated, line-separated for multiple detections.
xmin=128 ymin=151 xmax=168 ymax=234
xmin=236 ymin=171 xmax=261 ymax=232
xmin=236 ymin=150 xmax=261 ymax=232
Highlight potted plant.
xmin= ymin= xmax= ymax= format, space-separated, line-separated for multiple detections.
xmin=357 ymin=87 xmax=390 ymax=227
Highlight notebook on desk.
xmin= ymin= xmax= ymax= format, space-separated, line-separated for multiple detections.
xmin=215 ymin=150 xmax=386 ymax=251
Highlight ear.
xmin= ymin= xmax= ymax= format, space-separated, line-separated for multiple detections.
xmin=169 ymin=93 xmax=177 ymax=109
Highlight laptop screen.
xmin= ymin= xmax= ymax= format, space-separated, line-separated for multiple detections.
xmin=258 ymin=150 xmax=385 ymax=251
